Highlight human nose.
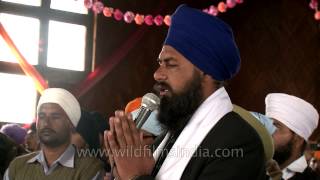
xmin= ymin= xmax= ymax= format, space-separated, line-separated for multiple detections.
xmin=38 ymin=116 xmax=51 ymax=127
xmin=153 ymin=66 xmax=167 ymax=82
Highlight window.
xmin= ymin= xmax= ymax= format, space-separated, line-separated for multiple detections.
xmin=0 ymin=13 xmax=40 ymax=65
xmin=50 ymin=0 xmax=88 ymax=14
xmin=2 ymin=0 xmax=41 ymax=6
xmin=0 ymin=73 xmax=37 ymax=124
xmin=47 ymin=20 xmax=87 ymax=71
xmin=0 ymin=0 xmax=93 ymax=124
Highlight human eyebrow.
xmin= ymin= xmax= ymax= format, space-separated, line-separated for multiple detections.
xmin=163 ymin=57 xmax=176 ymax=63
xmin=51 ymin=112 xmax=63 ymax=117
xmin=157 ymin=57 xmax=176 ymax=65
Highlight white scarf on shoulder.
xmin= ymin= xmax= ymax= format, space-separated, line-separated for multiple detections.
xmin=153 ymin=87 xmax=233 ymax=180
xmin=282 ymin=156 xmax=308 ymax=180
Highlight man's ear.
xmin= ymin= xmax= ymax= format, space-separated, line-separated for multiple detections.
xmin=68 ymin=120 xmax=76 ymax=133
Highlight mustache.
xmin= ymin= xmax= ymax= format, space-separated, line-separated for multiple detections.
xmin=153 ymin=82 xmax=172 ymax=94
xmin=39 ymin=128 xmax=56 ymax=134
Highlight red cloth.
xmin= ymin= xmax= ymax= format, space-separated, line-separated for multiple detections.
xmin=125 ymin=97 xmax=142 ymax=114
xmin=314 ymin=151 xmax=320 ymax=160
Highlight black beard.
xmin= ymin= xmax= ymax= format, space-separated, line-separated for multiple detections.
xmin=156 ymin=72 xmax=203 ymax=135
xmin=273 ymin=141 xmax=293 ymax=166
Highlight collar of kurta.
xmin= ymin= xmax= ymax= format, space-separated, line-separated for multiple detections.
xmin=282 ymin=155 xmax=308 ymax=180
xmin=27 ymin=144 xmax=75 ymax=175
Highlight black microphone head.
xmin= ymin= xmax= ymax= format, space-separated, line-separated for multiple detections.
xmin=141 ymin=93 xmax=160 ymax=111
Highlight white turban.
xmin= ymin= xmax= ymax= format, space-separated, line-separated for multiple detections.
xmin=265 ymin=93 xmax=319 ymax=141
xmin=37 ymin=88 xmax=81 ymax=127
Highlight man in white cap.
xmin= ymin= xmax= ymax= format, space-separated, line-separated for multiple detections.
xmin=265 ymin=93 xmax=319 ymax=180
xmin=4 ymin=88 xmax=104 ymax=180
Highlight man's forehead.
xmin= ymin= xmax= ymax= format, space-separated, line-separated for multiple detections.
xmin=159 ymin=45 xmax=193 ymax=65
xmin=37 ymin=103 xmax=72 ymax=124
xmin=159 ymin=45 xmax=178 ymax=58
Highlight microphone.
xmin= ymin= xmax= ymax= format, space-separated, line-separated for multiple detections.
xmin=135 ymin=93 xmax=160 ymax=129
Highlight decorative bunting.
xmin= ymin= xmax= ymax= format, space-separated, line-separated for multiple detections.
xmin=85 ymin=0 xmax=244 ymax=26
xmin=310 ymin=0 xmax=320 ymax=20
xmin=85 ymin=0 xmax=320 ymax=25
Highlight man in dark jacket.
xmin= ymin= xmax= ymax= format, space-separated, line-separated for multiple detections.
xmin=104 ymin=4 xmax=266 ymax=180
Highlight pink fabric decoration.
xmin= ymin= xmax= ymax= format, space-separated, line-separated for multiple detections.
xmin=154 ymin=15 xmax=163 ymax=26
xmin=309 ymin=0 xmax=318 ymax=10
xmin=315 ymin=11 xmax=320 ymax=20
xmin=202 ymin=8 xmax=209 ymax=13
xmin=218 ymin=2 xmax=227 ymax=13
xmin=208 ymin=5 xmax=218 ymax=16
xmin=114 ymin=9 xmax=124 ymax=21
xmin=92 ymin=1 xmax=104 ymax=14
xmin=164 ymin=15 xmax=171 ymax=26
xmin=144 ymin=15 xmax=154 ymax=26
xmin=84 ymin=0 xmax=93 ymax=9
xmin=103 ymin=7 xmax=113 ymax=17
xmin=227 ymin=0 xmax=237 ymax=8
xmin=134 ymin=14 xmax=145 ymax=25
xmin=124 ymin=11 xmax=135 ymax=23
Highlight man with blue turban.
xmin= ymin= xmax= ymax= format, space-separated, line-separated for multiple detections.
xmin=104 ymin=5 xmax=266 ymax=180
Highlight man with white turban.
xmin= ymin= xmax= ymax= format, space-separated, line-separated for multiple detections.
xmin=265 ymin=93 xmax=319 ymax=180
xmin=4 ymin=88 xmax=104 ymax=180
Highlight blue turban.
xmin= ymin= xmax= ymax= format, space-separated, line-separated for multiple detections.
xmin=164 ymin=5 xmax=241 ymax=81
